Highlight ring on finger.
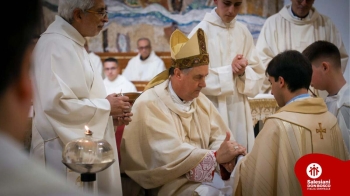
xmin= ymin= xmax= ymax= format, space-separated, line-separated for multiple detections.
xmin=234 ymin=145 xmax=239 ymax=150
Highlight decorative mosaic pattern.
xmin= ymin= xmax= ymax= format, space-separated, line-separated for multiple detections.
xmin=41 ymin=0 xmax=283 ymax=52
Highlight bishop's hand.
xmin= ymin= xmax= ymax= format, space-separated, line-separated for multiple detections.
xmin=216 ymin=132 xmax=246 ymax=164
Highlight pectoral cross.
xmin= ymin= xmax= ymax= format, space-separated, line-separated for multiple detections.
xmin=316 ymin=123 xmax=326 ymax=139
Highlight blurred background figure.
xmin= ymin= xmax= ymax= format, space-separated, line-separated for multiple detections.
xmin=103 ymin=57 xmax=137 ymax=94
xmin=0 ymin=0 xmax=95 ymax=195
xmin=303 ymin=40 xmax=350 ymax=152
xmin=122 ymin=37 xmax=166 ymax=81
xmin=256 ymin=0 xmax=348 ymax=98
xmin=85 ymin=38 xmax=104 ymax=79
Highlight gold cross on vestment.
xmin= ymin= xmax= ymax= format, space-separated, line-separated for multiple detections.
xmin=316 ymin=123 xmax=326 ymax=139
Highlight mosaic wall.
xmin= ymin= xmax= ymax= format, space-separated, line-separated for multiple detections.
xmin=42 ymin=0 xmax=284 ymax=52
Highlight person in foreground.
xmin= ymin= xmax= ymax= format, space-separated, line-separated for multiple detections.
xmin=256 ymin=0 xmax=348 ymax=96
xmin=0 ymin=0 xmax=95 ymax=195
xmin=122 ymin=37 xmax=166 ymax=81
xmin=188 ymin=0 xmax=265 ymax=152
xmin=302 ymin=41 xmax=350 ymax=152
xmin=121 ymin=28 xmax=246 ymax=196
xmin=103 ymin=57 xmax=137 ymax=94
xmin=30 ymin=0 xmax=131 ymax=195
xmin=232 ymin=50 xmax=349 ymax=196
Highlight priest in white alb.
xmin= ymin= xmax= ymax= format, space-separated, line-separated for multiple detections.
xmin=30 ymin=0 xmax=132 ymax=195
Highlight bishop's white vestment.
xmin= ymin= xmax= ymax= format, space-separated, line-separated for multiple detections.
xmin=121 ymin=80 xmax=234 ymax=196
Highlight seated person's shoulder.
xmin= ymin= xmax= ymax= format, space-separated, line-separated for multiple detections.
xmin=197 ymin=92 xmax=211 ymax=104
xmin=127 ymin=55 xmax=140 ymax=64
xmin=154 ymin=53 xmax=164 ymax=61
xmin=196 ymin=93 xmax=218 ymax=111
xmin=133 ymin=89 xmax=158 ymax=107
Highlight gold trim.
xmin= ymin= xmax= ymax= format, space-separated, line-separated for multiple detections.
xmin=248 ymin=98 xmax=279 ymax=109
xmin=316 ymin=123 xmax=326 ymax=139
xmin=171 ymin=54 xmax=209 ymax=69
xmin=248 ymin=98 xmax=279 ymax=124
xmin=171 ymin=28 xmax=209 ymax=69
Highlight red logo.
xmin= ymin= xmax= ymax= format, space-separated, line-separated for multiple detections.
xmin=306 ymin=163 xmax=322 ymax=179
xmin=295 ymin=153 xmax=350 ymax=195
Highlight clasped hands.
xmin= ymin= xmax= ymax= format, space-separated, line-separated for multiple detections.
xmin=216 ymin=132 xmax=247 ymax=173
xmin=231 ymin=54 xmax=248 ymax=76
xmin=106 ymin=93 xmax=133 ymax=126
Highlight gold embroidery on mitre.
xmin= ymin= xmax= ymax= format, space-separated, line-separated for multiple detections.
xmin=316 ymin=123 xmax=326 ymax=139
xmin=171 ymin=28 xmax=209 ymax=69
xmin=172 ymin=54 xmax=210 ymax=69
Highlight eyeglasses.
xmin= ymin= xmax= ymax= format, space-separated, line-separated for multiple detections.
xmin=104 ymin=67 xmax=117 ymax=71
xmin=138 ymin=45 xmax=150 ymax=50
xmin=85 ymin=9 xmax=108 ymax=19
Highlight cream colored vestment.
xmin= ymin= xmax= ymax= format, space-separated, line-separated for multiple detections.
xmin=233 ymin=98 xmax=349 ymax=196
xmin=121 ymin=80 xmax=230 ymax=195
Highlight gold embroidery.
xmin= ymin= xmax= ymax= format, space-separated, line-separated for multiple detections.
xmin=172 ymin=53 xmax=209 ymax=69
xmin=171 ymin=28 xmax=210 ymax=69
xmin=316 ymin=123 xmax=326 ymax=139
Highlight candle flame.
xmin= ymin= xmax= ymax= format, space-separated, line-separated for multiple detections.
xmin=84 ymin=125 xmax=92 ymax=135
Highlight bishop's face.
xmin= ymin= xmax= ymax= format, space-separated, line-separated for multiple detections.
xmin=214 ymin=0 xmax=242 ymax=23
xmin=177 ymin=65 xmax=208 ymax=101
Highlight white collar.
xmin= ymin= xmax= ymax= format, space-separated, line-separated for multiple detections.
xmin=168 ymin=81 xmax=193 ymax=111
xmin=288 ymin=5 xmax=313 ymax=21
